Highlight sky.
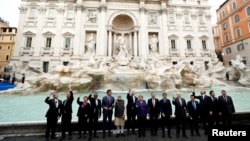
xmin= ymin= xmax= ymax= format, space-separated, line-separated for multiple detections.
xmin=0 ymin=0 xmax=225 ymax=27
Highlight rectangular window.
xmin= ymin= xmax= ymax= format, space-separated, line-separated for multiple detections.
xmin=237 ymin=44 xmax=244 ymax=51
xmin=184 ymin=14 xmax=189 ymax=24
xmin=46 ymin=37 xmax=52 ymax=48
xmin=197 ymin=0 xmax=201 ymax=4
xmin=65 ymin=38 xmax=71 ymax=48
xmin=9 ymin=28 xmax=12 ymax=32
xmin=187 ymin=40 xmax=191 ymax=49
xmin=228 ymin=61 xmax=232 ymax=66
xmin=234 ymin=15 xmax=240 ymax=23
xmin=171 ymin=40 xmax=176 ymax=49
xmin=67 ymin=10 xmax=74 ymax=19
xmin=169 ymin=13 xmax=174 ymax=23
xmin=202 ymin=40 xmax=207 ymax=49
xmin=0 ymin=46 xmax=2 ymax=49
xmin=26 ymin=37 xmax=32 ymax=47
xmin=225 ymin=34 xmax=229 ymax=42
xmin=6 ymin=55 xmax=9 ymax=61
xmin=236 ymin=27 xmax=241 ymax=37
xmin=226 ymin=47 xmax=232 ymax=54
xmin=222 ymin=11 xmax=225 ymax=18
xmin=223 ymin=22 xmax=227 ymax=30
xmin=3 ymin=28 xmax=7 ymax=32
xmin=8 ymin=46 xmax=11 ymax=50
xmin=30 ymin=8 xmax=36 ymax=18
xmin=247 ymin=7 xmax=250 ymax=16
xmin=233 ymin=2 xmax=237 ymax=10
xmin=48 ymin=9 xmax=56 ymax=18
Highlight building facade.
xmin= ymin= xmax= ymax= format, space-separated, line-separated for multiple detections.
xmin=12 ymin=0 xmax=215 ymax=73
xmin=217 ymin=0 xmax=250 ymax=66
xmin=0 ymin=18 xmax=17 ymax=77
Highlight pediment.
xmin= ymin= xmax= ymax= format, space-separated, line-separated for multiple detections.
xmin=62 ymin=32 xmax=74 ymax=36
xmin=43 ymin=31 xmax=55 ymax=36
xmin=184 ymin=34 xmax=194 ymax=39
xmin=23 ymin=31 xmax=36 ymax=35
xmin=199 ymin=35 xmax=209 ymax=39
xmin=168 ymin=34 xmax=178 ymax=39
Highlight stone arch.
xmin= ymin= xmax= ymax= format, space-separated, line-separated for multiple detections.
xmin=108 ymin=10 xmax=138 ymax=27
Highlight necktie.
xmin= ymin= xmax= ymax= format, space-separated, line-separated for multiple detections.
xmin=82 ymin=103 xmax=86 ymax=108
xmin=193 ymin=102 xmax=196 ymax=110
xmin=164 ymin=99 xmax=166 ymax=103
xmin=55 ymin=100 xmax=58 ymax=108
xmin=179 ymin=98 xmax=182 ymax=106
xmin=153 ymin=99 xmax=155 ymax=107
xmin=224 ymin=96 xmax=227 ymax=102
xmin=133 ymin=96 xmax=135 ymax=103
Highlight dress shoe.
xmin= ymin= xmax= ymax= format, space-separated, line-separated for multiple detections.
xmin=196 ymin=133 xmax=201 ymax=136
xmin=93 ymin=135 xmax=99 ymax=138
xmin=77 ymin=136 xmax=81 ymax=139
xmin=183 ymin=135 xmax=188 ymax=138
xmin=59 ymin=137 xmax=65 ymax=141
xmin=168 ymin=135 xmax=172 ymax=138
xmin=68 ymin=136 xmax=72 ymax=140
xmin=116 ymin=134 xmax=120 ymax=137
xmin=51 ymin=136 xmax=57 ymax=139
xmin=121 ymin=133 xmax=125 ymax=137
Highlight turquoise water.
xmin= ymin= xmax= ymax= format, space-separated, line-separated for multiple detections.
xmin=0 ymin=85 xmax=249 ymax=123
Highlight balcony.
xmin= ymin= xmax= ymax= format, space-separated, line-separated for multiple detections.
xmin=60 ymin=47 xmax=73 ymax=56
xmin=200 ymin=49 xmax=211 ymax=57
xmin=185 ymin=49 xmax=196 ymax=57
xmin=40 ymin=47 xmax=54 ymax=56
xmin=20 ymin=47 xmax=34 ymax=56
xmin=169 ymin=48 xmax=180 ymax=57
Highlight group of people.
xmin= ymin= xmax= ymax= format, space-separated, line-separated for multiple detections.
xmin=44 ymin=86 xmax=235 ymax=141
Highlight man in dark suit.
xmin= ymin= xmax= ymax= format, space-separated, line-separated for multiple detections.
xmin=193 ymin=89 xmax=210 ymax=135
xmin=148 ymin=92 xmax=160 ymax=136
xmin=60 ymin=85 xmax=74 ymax=141
xmin=45 ymin=91 xmax=63 ymax=141
xmin=102 ymin=89 xmax=115 ymax=138
xmin=159 ymin=92 xmax=172 ymax=138
xmin=187 ymin=95 xmax=201 ymax=136
xmin=88 ymin=91 xmax=102 ymax=138
xmin=172 ymin=93 xmax=188 ymax=138
xmin=126 ymin=89 xmax=138 ymax=134
xmin=77 ymin=96 xmax=91 ymax=140
xmin=218 ymin=90 xmax=235 ymax=127
xmin=208 ymin=90 xmax=219 ymax=129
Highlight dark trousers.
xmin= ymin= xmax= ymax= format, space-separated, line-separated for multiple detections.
xmin=102 ymin=110 xmax=113 ymax=136
xmin=149 ymin=114 xmax=158 ymax=135
xmin=78 ymin=116 xmax=88 ymax=136
xmin=126 ymin=109 xmax=136 ymax=132
xmin=161 ymin=116 xmax=171 ymax=136
xmin=208 ymin=113 xmax=219 ymax=129
xmin=200 ymin=111 xmax=208 ymax=133
xmin=189 ymin=116 xmax=200 ymax=135
xmin=137 ymin=116 xmax=146 ymax=137
xmin=221 ymin=113 xmax=232 ymax=127
xmin=89 ymin=114 xmax=99 ymax=137
xmin=61 ymin=113 xmax=72 ymax=137
xmin=45 ymin=116 xmax=58 ymax=139
xmin=176 ymin=117 xmax=186 ymax=136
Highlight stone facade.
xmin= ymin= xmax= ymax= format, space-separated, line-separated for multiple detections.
xmin=11 ymin=0 xmax=215 ymax=72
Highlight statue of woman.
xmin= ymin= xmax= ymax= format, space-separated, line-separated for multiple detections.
xmin=86 ymin=33 xmax=96 ymax=54
xmin=117 ymin=35 xmax=129 ymax=57
xmin=149 ymin=34 xmax=158 ymax=54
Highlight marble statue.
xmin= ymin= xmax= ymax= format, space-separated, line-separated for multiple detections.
xmin=87 ymin=11 xmax=97 ymax=23
xmin=117 ymin=35 xmax=129 ymax=57
xmin=85 ymin=33 xmax=96 ymax=54
xmin=149 ymin=34 xmax=159 ymax=54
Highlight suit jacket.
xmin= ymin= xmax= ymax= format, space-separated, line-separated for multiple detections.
xmin=102 ymin=95 xmax=115 ymax=113
xmin=208 ymin=96 xmax=219 ymax=114
xmin=62 ymin=91 xmax=74 ymax=114
xmin=88 ymin=94 xmax=102 ymax=117
xmin=172 ymin=98 xmax=187 ymax=118
xmin=187 ymin=100 xmax=200 ymax=118
xmin=76 ymin=98 xmax=91 ymax=117
xmin=126 ymin=93 xmax=138 ymax=112
xmin=218 ymin=95 xmax=235 ymax=115
xmin=159 ymin=99 xmax=172 ymax=117
xmin=147 ymin=98 xmax=160 ymax=116
xmin=193 ymin=92 xmax=210 ymax=113
xmin=45 ymin=97 xmax=63 ymax=118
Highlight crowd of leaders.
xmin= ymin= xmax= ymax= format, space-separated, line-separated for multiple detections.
xmin=44 ymin=86 xmax=235 ymax=141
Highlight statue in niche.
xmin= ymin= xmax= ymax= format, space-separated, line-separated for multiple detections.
xmin=149 ymin=34 xmax=159 ymax=54
xmin=85 ymin=33 xmax=96 ymax=54
xmin=87 ymin=11 xmax=97 ymax=23
xmin=116 ymin=35 xmax=130 ymax=65
xmin=117 ymin=35 xmax=129 ymax=57
xmin=148 ymin=13 xmax=157 ymax=25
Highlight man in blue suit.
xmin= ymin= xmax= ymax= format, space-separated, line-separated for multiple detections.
xmin=159 ymin=92 xmax=172 ymax=138
xmin=102 ymin=89 xmax=115 ymax=138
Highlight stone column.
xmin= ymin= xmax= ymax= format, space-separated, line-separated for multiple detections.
xmin=74 ymin=5 xmax=84 ymax=58
xmin=160 ymin=2 xmax=168 ymax=56
xmin=113 ymin=34 xmax=117 ymax=57
xmin=129 ymin=33 xmax=132 ymax=55
xmin=96 ymin=4 xmax=107 ymax=56
xmin=108 ymin=30 xmax=112 ymax=57
xmin=133 ymin=31 xmax=138 ymax=57
xmin=139 ymin=1 xmax=147 ymax=56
